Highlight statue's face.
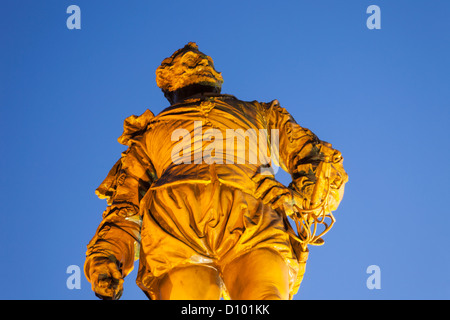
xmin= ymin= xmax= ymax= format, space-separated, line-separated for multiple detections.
xmin=156 ymin=49 xmax=223 ymax=92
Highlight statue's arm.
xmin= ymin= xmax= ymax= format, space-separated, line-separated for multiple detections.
xmin=84 ymin=141 xmax=155 ymax=299
xmin=265 ymin=100 xmax=348 ymax=212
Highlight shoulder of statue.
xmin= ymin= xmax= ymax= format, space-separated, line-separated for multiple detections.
xmin=255 ymin=99 xmax=288 ymax=115
xmin=95 ymin=157 xmax=122 ymax=204
xmin=117 ymin=109 xmax=155 ymax=146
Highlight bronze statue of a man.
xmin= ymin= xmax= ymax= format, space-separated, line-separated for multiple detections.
xmin=84 ymin=42 xmax=348 ymax=300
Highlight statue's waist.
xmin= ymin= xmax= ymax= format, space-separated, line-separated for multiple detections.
xmin=141 ymin=164 xmax=293 ymax=219
xmin=151 ymin=164 xmax=273 ymax=194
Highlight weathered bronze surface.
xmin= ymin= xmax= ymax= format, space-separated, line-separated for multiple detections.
xmin=84 ymin=42 xmax=348 ymax=300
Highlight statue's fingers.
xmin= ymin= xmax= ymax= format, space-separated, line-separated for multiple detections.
xmin=113 ymin=288 xmax=123 ymax=300
xmin=97 ymin=277 xmax=111 ymax=289
xmin=95 ymin=277 xmax=116 ymax=299
xmin=91 ymin=272 xmax=112 ymax=296
xmin=111 ymin=280 xmax=124 ymax=300
xmin=104 ymin=262 xmax=124 ymax=299
xmin=94 ymin=286 xmax=114 ymax=300
xmin=105 ymin=262 xmax=123 ymax=281
xmin=90 ymin=272 xmax=103 ymax=291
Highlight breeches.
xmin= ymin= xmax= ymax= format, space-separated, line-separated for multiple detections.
xmin=136 ymin=180 xmax=300 ymax=299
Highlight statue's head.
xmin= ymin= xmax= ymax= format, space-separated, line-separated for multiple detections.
xmin=156 ymin=42 xmax=223 ymax=103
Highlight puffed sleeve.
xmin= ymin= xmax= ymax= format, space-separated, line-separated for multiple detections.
xmin=84 ymin=110 xmax=156 ymax=282
xmin=263 ymin=100 xmax=348 ymax=214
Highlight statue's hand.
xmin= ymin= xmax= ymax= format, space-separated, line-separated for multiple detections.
xmin=89 ymin=256 xmax=124 ymax=300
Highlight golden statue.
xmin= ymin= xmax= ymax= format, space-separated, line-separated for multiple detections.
xmin=84 ymin=42 xmax=348 ymax=300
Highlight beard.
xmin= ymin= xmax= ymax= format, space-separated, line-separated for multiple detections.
xmin=170 ymin=66 xmax=223 ymax=92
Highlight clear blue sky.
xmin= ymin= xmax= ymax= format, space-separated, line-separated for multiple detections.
xmin=1 ymin=0 xmax=449 ymax=300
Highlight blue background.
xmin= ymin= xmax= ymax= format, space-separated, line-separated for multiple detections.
xmin=1 ymin=0 xmax=449 ymax=300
